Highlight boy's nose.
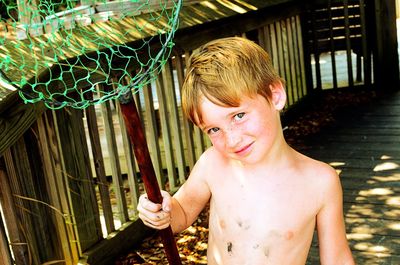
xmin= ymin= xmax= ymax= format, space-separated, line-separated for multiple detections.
xmin=225 ymin=129 xmax=242 ymax=148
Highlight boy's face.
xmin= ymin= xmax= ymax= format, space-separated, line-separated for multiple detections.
xmin=198 ymin=88 xmax=285 ymax=166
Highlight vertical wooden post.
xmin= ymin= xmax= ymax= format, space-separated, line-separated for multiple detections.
xmin=162 ymin=60 xmax=186 ymax=186
xmin=0 ymin=207 xmax=13 ymax=265
xmin=343 ymin=0 xmax=354 ymax=87
xmin=175 ymin=52 xmax=196 ymax=171
xmin=85 ymin=101 xmax=115 ymax=235
xmin=54 ymin=107 xmax=103 ymax=252
xmin=155 ymin=74 xmax=176 ymax=188
xmin=373 ymin=0 xmax=399 ymax=90
xmin=328 ymin=0 xmax=338 ymax=89
xmin=0 ymin=157 xmax=29 ymax=265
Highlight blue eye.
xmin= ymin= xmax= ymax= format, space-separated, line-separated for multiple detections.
xmin=207 ymin=127 xmax=220 ymax=135
xmin=234 ymin=112 xmax=245 ymax=121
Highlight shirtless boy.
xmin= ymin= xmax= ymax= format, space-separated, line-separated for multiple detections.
xmin=138 ymin=37 xmax=354 ymax=265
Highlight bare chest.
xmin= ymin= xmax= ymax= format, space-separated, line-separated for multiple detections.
xmin=206 ymin=177 xmax=318 ymax=264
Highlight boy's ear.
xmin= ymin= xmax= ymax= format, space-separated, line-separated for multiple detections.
xmin=270 ymin=82 xmax=286 ymax=110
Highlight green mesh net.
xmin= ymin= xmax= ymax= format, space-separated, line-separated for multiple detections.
xmin=0 ymin=0 xmax=182 ymax=109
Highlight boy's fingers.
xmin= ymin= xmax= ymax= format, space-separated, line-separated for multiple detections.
xmin=138 ymin=194 xmax=162 ymax=212
xmin=161 ymin=191 xmax=172 ymax=212
xmin=141 ymin=218 xmax=171 ymax=230
xmin=137 ymin=192 xmax=172 ymax=230
xmin=138 ymin=210 xmax=171 ymax=229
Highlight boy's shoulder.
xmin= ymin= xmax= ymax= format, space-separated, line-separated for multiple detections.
xmin=195 ymin=146 xmax=228 ymax=170
xmin=295 ymin=150 xmax=342 ymax=196
xmin=190 ymin=146 xmax=237 ymax=181
xmin=291 ymin=150 xmax=340 ymax=188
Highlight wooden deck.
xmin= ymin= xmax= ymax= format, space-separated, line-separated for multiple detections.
xmin=302 ymin=90 xmax=400 ymax=264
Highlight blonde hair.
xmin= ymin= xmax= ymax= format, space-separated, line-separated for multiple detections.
xmin=182 ymin=36 xmax=284 ymax=125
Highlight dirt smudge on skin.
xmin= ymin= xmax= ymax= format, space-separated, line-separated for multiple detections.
xmin=285 ymin=231 xmax=294 ymax=240
xmin=263 ymin=246 xmax=270 ymax=257
xmin=219 ymin=220 xmax=226 ymax=229
xmin=227 ymin=242 xmax=233 ymax=254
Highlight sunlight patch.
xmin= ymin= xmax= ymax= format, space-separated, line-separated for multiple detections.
xmin=372 ymin=174 xmax=400 ymax=182
xmin=347 ymin=233 xmax=372 ymax=240
xmin=329 ymin=161 xmax=346 ymax=167
xmin=359 ymin=188 xmax=394 ymax=196
xmin=369 ymin=245 xmax=388 ymax=253
xmin=386 ymin=196 xmax=400 ymax=206
xmin=388 ymin=222 xmax=400 ymax=231
xmin=373 ymin=162 xmax=399 ymax=172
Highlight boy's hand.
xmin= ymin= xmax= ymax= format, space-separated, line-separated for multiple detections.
xmin=137 ymin=190 xmax=172 ymax=230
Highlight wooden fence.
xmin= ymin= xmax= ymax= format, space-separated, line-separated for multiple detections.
xmin=0 ymin=0 xmax=397 ymax=264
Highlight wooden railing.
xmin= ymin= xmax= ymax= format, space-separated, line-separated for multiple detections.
xmin=0 ymin=0 xmax=397 ymax=264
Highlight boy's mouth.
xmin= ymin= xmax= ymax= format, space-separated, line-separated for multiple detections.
xmin=234 ymin=142 xmax=254 ymax=156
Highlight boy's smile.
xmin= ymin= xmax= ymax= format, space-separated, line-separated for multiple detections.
xmin=198 ymin=93 xmax=284 ymax=166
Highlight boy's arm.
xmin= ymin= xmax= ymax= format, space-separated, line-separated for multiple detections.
xmin=137 ymin=157 xmax=211 ymax=234
xmin=171 ymin=156 xmax=211 ymax=233
xmin=316 ymin=167 xmax=355 ymax=265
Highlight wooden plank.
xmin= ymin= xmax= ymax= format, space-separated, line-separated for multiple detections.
xmin=45 ymin=111 xmax=81 ymax=261
xmin=341 ymin=180 xmax=400 ymax=192
xmin=286 ymin=17 xmax=298 ymax=103
xmin=16 ymin=0 xmax=43 ymax=39
xmin=308 ymin=134 xmax=400 ymax=143
xmin=308 ymin=247 xmax=400 ymax=264
xmin=0 ymin=154 xmax=29 ymax=265
xmin=373 ymin=0 xmax=399 ymax=90
xmin=81 ymin=219 xmax=153 ymax=265
xmin=344 ymin=0 xmax=355 ymax=87
xmin=295 ymin=15 xmax=307 ymax=98
xmin=290 ymin=16 xmax=302 ymax=100
xmin=54 ymin=106 xmax=103 ymax=251
xmin=305 ymin=141 xmax=400 ymax=152
xmin=345 ymin=216 xmax=400 ymax=237
xmin=36 ymin=115 xmax=75 ymax=264
xmin=85 ymin=103 xmax=115 ymax=234
xmin=0 ymin=93 xmax=46 ymax=156
xmin=263 ymin=25 xmax=273 ymax=57
xmin=155 ymin=73 xmax=176 ymax=188
xmin=174 ymin=1 xmax=303 ymax=52
xmin=320 ymin=127 xmax=400 ymax=136
xmin=359 ymin=0 xmax=370 ymax=85
xmin=275 ymin=21 xmax=287 ymax=88
xmin=257 ymin=26 xmax=267 ymax=52
xmin=328 ymin=0 xmax=338 ymax=89
xmin=269 ymin=24 xmax=280 ymax=72
xmin=0 ymin=209 xmax=13 ymax=265
xmin=99 ymin=86 xmax=129 ymax=224
xmin=142 ymin=82 xmax=164 ymax=185
xmin=182 ymin=52 xmax=205 ymax=161
xmin=14 ymin=134 xmax=62 ymax=263
xmin=94 ymin=0 xmax=184 ymax=13
xmin=193 ymin=127 xmax=205 ymax=160
xmin=310 ymin=6 xmax=322 ymax=90
xmin=343 ymin=190 xmax=400 ymax=207
xmin=162 ymin=60 xmax=187 ymax=186
xmin=174 ymin=52 xmax=196 ymax=171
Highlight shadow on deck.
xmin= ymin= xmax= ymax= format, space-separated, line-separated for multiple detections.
xmin=301 ymin=90 xmax=400 ymax=264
